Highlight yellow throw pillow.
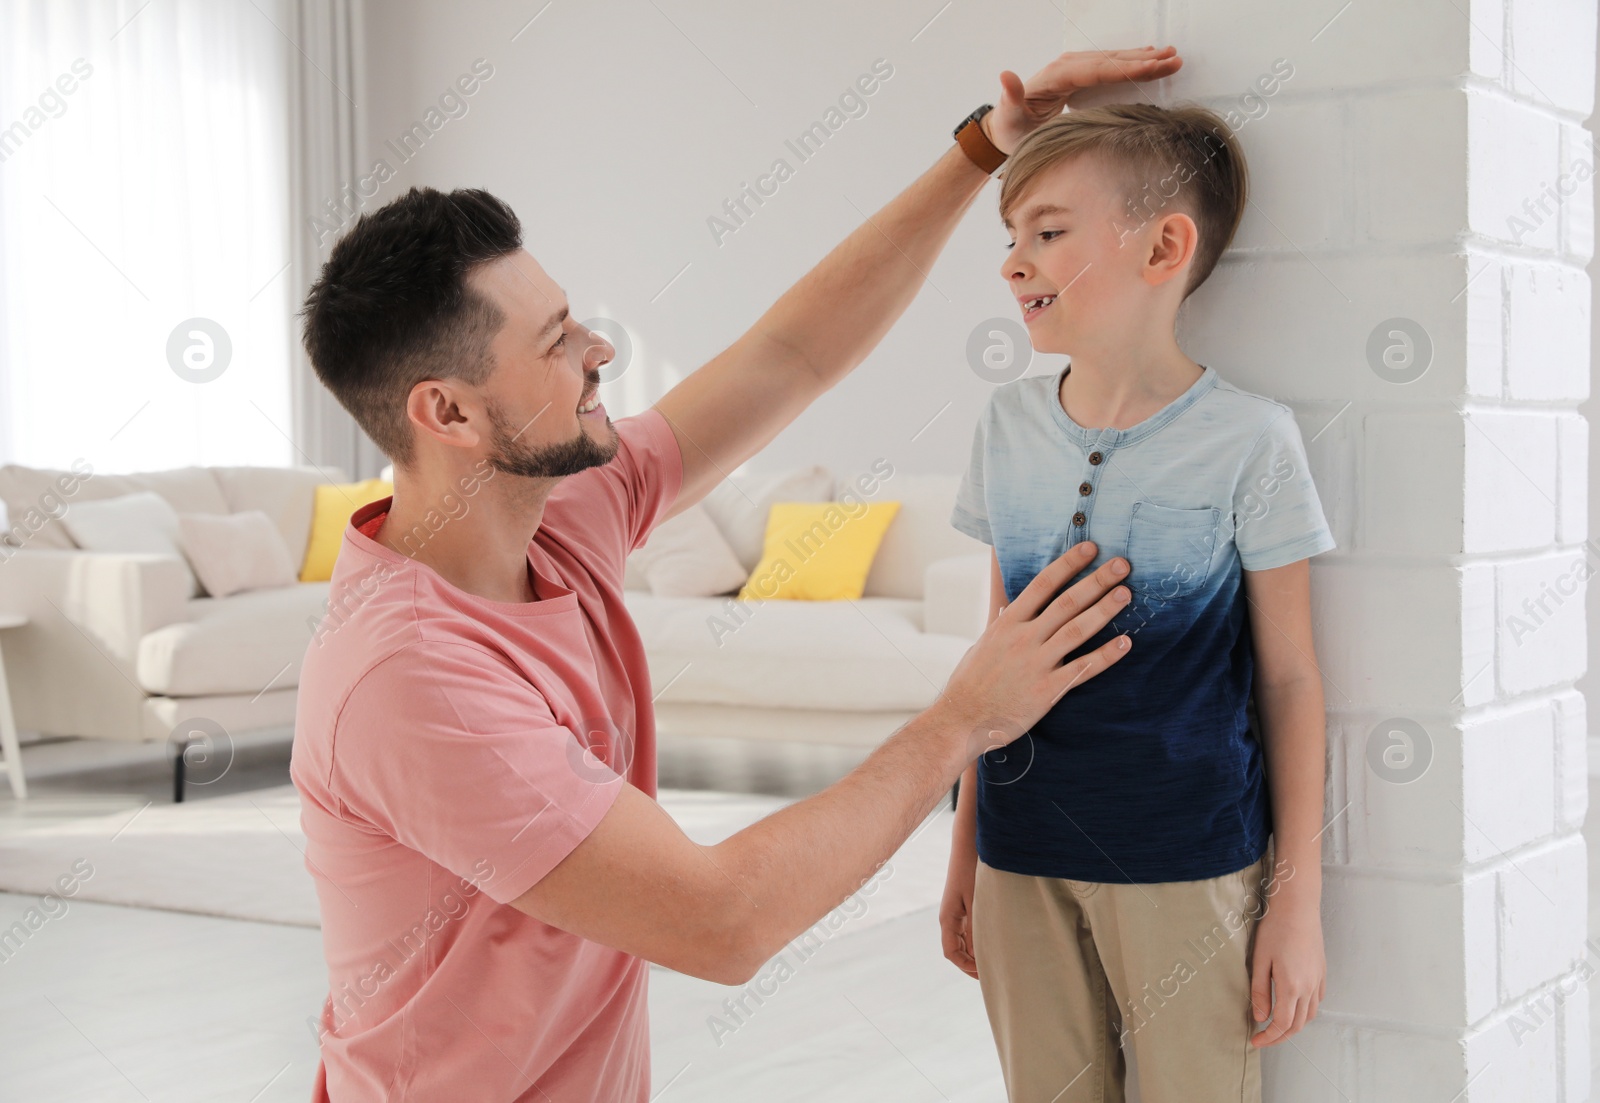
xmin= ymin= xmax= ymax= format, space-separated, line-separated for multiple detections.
xmin=300 ymin=478 xmax=393 ymax=581
xmin=737 ymin=500 xmax=901 ymax=602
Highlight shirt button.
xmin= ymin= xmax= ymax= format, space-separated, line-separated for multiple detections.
xmin=1089 ymin=451 xmax=1103 ymax=465
xmin=1078 ymin=482 xmax=1092 ymax=496
xmin=1072 ymin=511 xmax=1086 ymax=526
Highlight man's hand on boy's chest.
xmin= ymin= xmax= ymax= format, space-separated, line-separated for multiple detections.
xmin=995 ymin=488 xmax=1230 ymax=612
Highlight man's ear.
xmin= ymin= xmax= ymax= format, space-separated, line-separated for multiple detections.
xmin=1143 ymin=209 xmax=1199 ymax=290
xmin=404 ymin=378 xmax=485 ymax=453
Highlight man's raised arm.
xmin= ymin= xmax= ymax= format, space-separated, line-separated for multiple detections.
xmin=651 ymin=46 xmax=1182 ymax=521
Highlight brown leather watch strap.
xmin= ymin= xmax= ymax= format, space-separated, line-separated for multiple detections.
xmin=956 ymin=117 xmax=1007 ymax=175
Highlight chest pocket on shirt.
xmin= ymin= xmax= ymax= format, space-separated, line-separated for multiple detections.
xmin=1127 ymin=501 xmax=1220 ymax=602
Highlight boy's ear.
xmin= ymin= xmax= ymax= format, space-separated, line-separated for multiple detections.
xmin=1141 ymin=210 xmax=1199 ymax=290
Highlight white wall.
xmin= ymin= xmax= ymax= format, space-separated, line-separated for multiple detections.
xmin=1133 ymin=1 xmax=1593 ymax=1099
xmin=352 ymin=0 xmax=1070 ymax=481
xmin=1583 ymin=17 xmax=1600 ymax=782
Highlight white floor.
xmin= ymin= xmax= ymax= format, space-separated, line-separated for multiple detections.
xmin=2 ymin=734 xmax=1596 ymax=1101
xmin=0 ymin=734 xmax=1006 ymax=1101
xmin=0 ymin=890 xmax=1002 ymax=1101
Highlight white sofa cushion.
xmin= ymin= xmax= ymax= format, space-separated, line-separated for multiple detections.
xmin=60 ymin=491 xmax=202 ymax=598
xmin=923 ymin=553 xmax=992 ymax=639
xmin=0 ymin=463 xmax=231 ymax=549
xmin=700 ymin=465 xmax=833 ymax=571
xmin=633 ymin=501 xmax=748 ymax=597
xmin=624 ymin=591 xmax=971 ymax=712
xmin=177 ymin=511 xmax=299 ymax=598
xmin=839 ymin=471 xmax=988 ymax=600
xmin=136 ymin=582 xmax=331 ymax=697
xmin=629 ymin=464 xmax=835 ymax=592
xmin=211 ymin=465 xmax=346 ymax=572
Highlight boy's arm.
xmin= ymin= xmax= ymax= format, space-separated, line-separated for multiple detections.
xmin=942 ymin=547 xmax=1007 ymax=978
xmin=1242 ymin=557 xmax=1328 ymax=1046
xmin=953 ymin=548 xmax=1008 ymax=847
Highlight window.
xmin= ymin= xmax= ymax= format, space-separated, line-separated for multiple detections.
xmin=0 ymin=0 xmax=292 ymax=473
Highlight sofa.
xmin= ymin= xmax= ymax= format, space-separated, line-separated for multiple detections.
xmin=0 ymin=463 xmax=342 ymax=746
xmin=625 ymin=467 xmax=991 ymax=750
xmin=0 ymin=459 xmax=991 ymax=763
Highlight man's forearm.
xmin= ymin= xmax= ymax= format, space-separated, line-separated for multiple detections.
xmin=751 ymin=141 xmax=992 ymax=386
xmin=709 ymin=699 xmax=975 ymax=968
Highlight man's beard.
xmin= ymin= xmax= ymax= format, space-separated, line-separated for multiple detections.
xmin=484 ymin=395 xmax=619 ymax=479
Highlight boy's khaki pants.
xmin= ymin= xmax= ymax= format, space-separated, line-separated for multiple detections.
xmin=971 ymin=843 xmax=1273 ymax=1103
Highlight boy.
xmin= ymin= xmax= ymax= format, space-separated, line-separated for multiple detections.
xmin=941 ymin=103 xmax=1336 ymax=1102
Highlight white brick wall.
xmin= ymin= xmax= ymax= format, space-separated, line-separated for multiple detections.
xmin=1069 ymin=0 xmax=1595 ymax=1097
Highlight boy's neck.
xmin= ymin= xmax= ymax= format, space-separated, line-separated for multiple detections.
xmin=1056 ymin=347 xmax=1204 ymax=432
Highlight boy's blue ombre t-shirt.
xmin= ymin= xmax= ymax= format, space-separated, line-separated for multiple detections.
xmin=951 ymin=363 xmax=1336 ymax=883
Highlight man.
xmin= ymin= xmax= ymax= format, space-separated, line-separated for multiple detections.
xmin=292 ymin=46 xmax=1176 ymax=1102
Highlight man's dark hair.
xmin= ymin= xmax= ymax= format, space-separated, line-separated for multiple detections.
xmin=300 ymin=187 xmax=523 ymax=468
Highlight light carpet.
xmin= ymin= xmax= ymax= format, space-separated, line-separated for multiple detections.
xmin=0 ymin=784 xmax=955 ymax=934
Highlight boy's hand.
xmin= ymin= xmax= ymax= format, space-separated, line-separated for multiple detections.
xmin=1249 ymin=900 xmax=1326 ymax=1047
xmin=939 ymin=847 xmax=980 ymax=980
xmin=983 ymin=46 xmax=1183 ymax=156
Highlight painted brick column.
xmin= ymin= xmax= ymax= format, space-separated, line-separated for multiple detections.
xmin=1064 ymin=2 xmax=1595 ymax=1098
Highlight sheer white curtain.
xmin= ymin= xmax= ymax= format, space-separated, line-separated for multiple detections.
xmin=0 ymin=0 xmax=293 ymax=473
xmin=287 ymin=0 xmax=384 ymax=482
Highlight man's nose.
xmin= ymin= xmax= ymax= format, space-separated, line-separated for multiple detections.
xmin=580 ymin=326 xmax=614 ymax=367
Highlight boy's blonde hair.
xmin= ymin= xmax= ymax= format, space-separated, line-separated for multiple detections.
xmin=998 ymin=103 xmax=1248 ymax=298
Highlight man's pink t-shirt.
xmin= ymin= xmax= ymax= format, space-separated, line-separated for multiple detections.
xmin=290 ymin=409 xmax=683 ymax=1102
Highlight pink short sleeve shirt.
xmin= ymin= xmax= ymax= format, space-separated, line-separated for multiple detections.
xmin=290 ymin=408 xmax=684 ymax=1102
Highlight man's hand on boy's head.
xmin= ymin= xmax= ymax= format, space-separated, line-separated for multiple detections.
xmin=982 ymin=45 xmax=1183 ymax=155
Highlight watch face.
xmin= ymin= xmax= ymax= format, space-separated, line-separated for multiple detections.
xmin=955 ymin=104 xmax=993 ymax=140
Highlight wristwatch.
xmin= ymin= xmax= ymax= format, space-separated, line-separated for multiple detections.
xmin=953 ymin=103 xmax=1007 ymax=175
